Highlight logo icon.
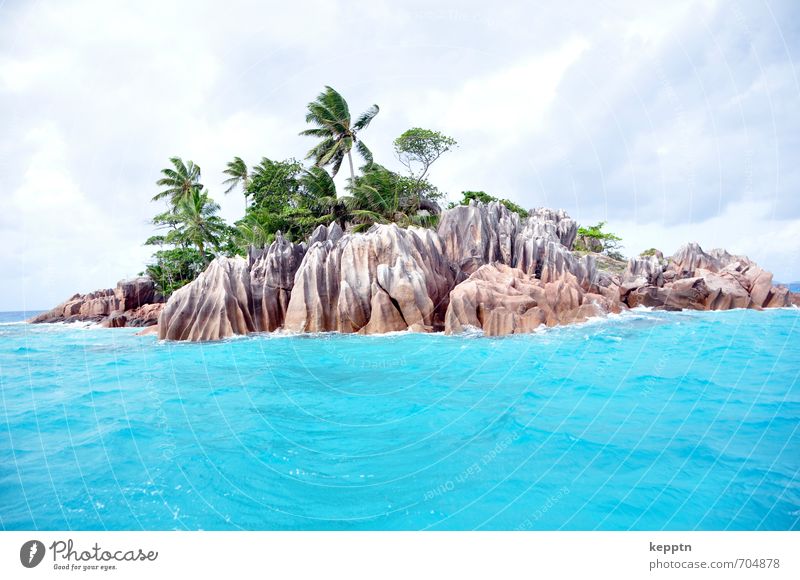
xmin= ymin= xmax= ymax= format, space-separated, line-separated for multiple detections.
xmin=20 ymin=540 xmax=45 ymax=568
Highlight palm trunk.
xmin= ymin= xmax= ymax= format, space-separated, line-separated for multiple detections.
xmin=347 ymin=150 xmax=355 ymax=183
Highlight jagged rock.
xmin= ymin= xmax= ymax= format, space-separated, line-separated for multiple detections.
xmin=249 ymin=233 xmax=306 ymax=332
xmin=115 ymin=276 xmax=160 ymax=311
xmin=627 ymin=277 xmax=710 ymax=310
xmin=33 ymin=205 xmax=793 ymax=340
xmin=764 ymin=285 xmax=791 ymax=308
xmin=158 ymin=257 xmax=255 ymax=341
xmin=665 ymin=243 xmax=789 ymax=309
xmin=32 ymin=277 xmax=163 ymax=325
xmin=105 ymin=311 xmax=127 ymax=328
xmin=438 ymin=201 xmax=593 ymax=292
xmin=308 ymin=221 xmax=344 ymax=247
xmin=694 ymin=268 xmax=751 ymax=310
xmin=437 ymin=201 xmax=519 ymax=275
xmin=444 ymin=264 xmax=618 ymax=336
xmin=623 ymin=255 xmax=665 ymax=288
xmin=31 ymin=288 xmax=119 ymax=323
xmin=525 ymin=207 xmax=578 ymax=249
xmin=670 ymin=243 xmax=722 ymax=275
xmin=124 ymin=302 xmax=165 ymax=327
xmin=284 ymin=223 xmax=456 ymax=334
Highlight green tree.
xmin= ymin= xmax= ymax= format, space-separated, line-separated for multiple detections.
xmin=170 ymin=189 xmax=229 ymax=260
xmin=448 ymin=191 xmax=528 ymax=218
xmin=394 ymin=128 xmax=456 ymax=185
xmin=574 ymin=221 xmax=624 ymax=260
xmin=342 ymin=164 xmax=441 ymax=231
xmin=300 ymin=86 xmax=379 ymax=181
xmin=247 ymin=157 xmax=303 ymax=212
xmin=297 ymin=166 xmax=344 ymax=226
xmin=222 ymin=156 xmax=250 ymax=211
xmin=153 ymin=157 xmax=203 ymax=205
xmin=233 ymin=163 xmax=341 ymax=248
xmin=145 ymin=247 xmax=207 ymax=296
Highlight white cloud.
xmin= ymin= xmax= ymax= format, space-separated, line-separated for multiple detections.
xmin=1 ymin=0 xmax=798 ymax=309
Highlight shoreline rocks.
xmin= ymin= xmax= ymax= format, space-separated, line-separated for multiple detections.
xmin=32 ymin=202 xmax=798 ymax=341
xmin=30 ymin=277 xmax=164 ymax=328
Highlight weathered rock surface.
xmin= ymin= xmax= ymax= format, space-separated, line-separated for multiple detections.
xmin=437 ymin=201 xmax=519 ymax=275
xmin=444 ymin=264 xmax=619 ymax=336
xmin=115 ymin=276 xmax=160 ymax=311
xmin=619 ymin=242 xmax=790 ymax=311
xmin=249 ymin=233 xmax=307 ymax=332
xmin=438 ymin=201 xmax=592 ymax=291
xmin=122 ymin=303 xmax=165 ymax=327
xmin=284 ymin=223 xmax=457 ymax=334
xmin=626 ymin=277 xmax=710 ymax=310
xmin=158 ymin=257 xmax=255 ymax=341
xmin=31 ymin=276 xmax=164 ymax=326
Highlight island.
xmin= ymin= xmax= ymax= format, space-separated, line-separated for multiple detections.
xmin=28 ymin=86 xmax=799 ymax=339
xmin=32 ymin=199 xmax=798 ymax=341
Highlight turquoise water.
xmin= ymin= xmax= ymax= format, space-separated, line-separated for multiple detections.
xmin=0 ymin=311 xmax=43 ymax=324
xmin=1 ymin=308 xmax=798 ymax=530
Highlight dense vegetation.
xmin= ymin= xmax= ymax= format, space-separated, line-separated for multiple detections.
xmin=143 ymin=86 xmax=623 ymax=296
xmin=573 ymin=222 xmax=624 ymax=260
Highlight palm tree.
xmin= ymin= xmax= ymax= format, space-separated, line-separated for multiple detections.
xmin=299 ymin=86 xmax=379 ymax=182
xmin=341 ymin=164 xmax=438 ymax=232
xmin=153 ymin=157 xmax=202 ymax=205
xmin=222 ymin=156 xmax=250 ymax=211
xmin=171 ymin=189 xmax=228 ymax=261
xmin=299 ymin=166 xmax=349 ymax=229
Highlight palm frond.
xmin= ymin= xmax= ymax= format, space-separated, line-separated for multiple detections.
xmin=355 ymin=139 xmax=374 ymax=165
xmin=353 ymin=104 xmax=379 ymax=131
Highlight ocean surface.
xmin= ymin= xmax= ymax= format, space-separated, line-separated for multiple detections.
xmin=1 ymin=308 xmax=798 ymax=531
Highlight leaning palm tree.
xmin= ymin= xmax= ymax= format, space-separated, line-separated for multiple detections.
xmin=153 ymin=157 xmax=202 ymax=206
xmin=222 ymin=156 xmax=250 ymax=211
xmin=299 ymin=86 xmax=379 ymax=182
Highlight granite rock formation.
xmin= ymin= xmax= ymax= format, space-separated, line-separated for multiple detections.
xmin=444 ymin=264 xmax=619 ymax=336
xmin=249 ymin=232 xmax=307 ymax=332
xmin=158 ymin=256 xmax=254 ymax=341
xmin=31 ymin=277 xmax=164 ymax=327
xmin=158 ymin=231 xmax=308 ymax=341
xmin=284 ymin=222 xmax=457 ymax=334
xmin=619 ymin=242 xmax=791 ymax=311
xmin=34 ymin=202 xmax=797 ymax=341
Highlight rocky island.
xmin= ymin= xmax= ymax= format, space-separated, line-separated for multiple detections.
xmin=32 ymin=200 xmax=798 ymax=341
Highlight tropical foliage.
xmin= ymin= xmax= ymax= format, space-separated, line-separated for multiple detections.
xmin=448 ymin=191 xmax=528 ymax=218
xmin=299 ymin=85 xmax=379 ymax=180
xmin=143 ymin=85 xmax=614 ymax=297
xmin=152 ymin=157 xmax=202 ymax=205
xmin=341 ymin=164 xmax=443 ymax=231
xmin=222 ymin=156 xmax=250 ymax=209
xmin=394 ymin=128 xmax=457 ymax=183
xmin=574 ymin=221 xmax=624 ymax=260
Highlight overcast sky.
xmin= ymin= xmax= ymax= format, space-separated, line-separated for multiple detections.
xmin=1 ymin=0 xmax=798 ymax=310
